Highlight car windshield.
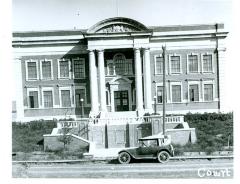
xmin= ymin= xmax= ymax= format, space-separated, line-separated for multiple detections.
xmin=139 ymin=139 xmax=158 ymax=147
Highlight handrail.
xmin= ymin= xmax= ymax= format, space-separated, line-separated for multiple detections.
xmin=57 ymin=115 xmax=184 ymax=127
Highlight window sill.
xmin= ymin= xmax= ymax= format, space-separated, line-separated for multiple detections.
xmin=188 ymin=101 xmax=200 ymax=103
xmin=203 ymin=100 xmax=214 ymax=103
xmin=169 ymin=102 xmax=184 ymax=104
xmin=202 ymin=71 xmax=215 ymax=74
xmin=187 ymin=72 xmax=200 ymax=74
xmin=105 ymin=74 xmax=134 ymax=77
xmin=26 ymin=79 xmax=39 ymax=81
xmin=73 ymin=77 xmax=86 ymax=79
xmin=58 ymin=77 xmax=71 ymax=80
xmin=187 ymin=101 xmax=214 ymax=103
xmin=40 ymin=78 xmax=54 ymax=81
xmin=169 ymin=73 xmax=182 ymax=75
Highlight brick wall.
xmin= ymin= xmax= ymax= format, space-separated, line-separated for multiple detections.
xmin=21 ymin=53 xmax=91 ymax=118
xmin=150 ymin=48 xmax=219 ymax=112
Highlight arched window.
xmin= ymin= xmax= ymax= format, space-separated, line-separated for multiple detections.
xmin=107 ymin=53 xmax=133 ymax=76
xmin=114 ymin=53 xmax=126 ymax=75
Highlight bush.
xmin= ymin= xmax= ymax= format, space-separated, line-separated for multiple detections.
xmin=182 ymin=112 xmax=233 ymax=154
xmin=12 ymin=119 xmax=57 ymax=152
xmin=184 ymin=112 xmax=233 ymax=122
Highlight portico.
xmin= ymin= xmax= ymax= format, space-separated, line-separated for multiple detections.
xmin=86 ymin=17 xmax=154 ymax=117
xmin=88 ymin=48 xmax=153 ymax=116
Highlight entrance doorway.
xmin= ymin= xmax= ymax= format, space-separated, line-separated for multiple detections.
xmin=114 ymin=90 xmax=129 ymax=111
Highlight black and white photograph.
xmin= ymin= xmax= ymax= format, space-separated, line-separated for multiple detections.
xmin=0 ymin=0 xmax=239 ymax=181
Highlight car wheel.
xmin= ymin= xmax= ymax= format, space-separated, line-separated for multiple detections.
xmin=157 ymin=151 xmax=170 ymax=163
xmin=118 ymin=152 xmax=131 ymax=164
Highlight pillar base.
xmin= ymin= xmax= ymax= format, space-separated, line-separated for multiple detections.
xmin=89 ymin=111 xmax=99 ymax=118
xmin=98 ymin=111 xmax=106 ymax=118
xmin=144 ymin=108 xmax=154 ymax=115
xmin=136 ymin=109 xmax=144 ymax=117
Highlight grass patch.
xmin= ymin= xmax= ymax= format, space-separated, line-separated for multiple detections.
xmin=12 ymin=119 xmax=88 ymax=160
xmin=12 ymin=120 xmax=57 ymax=152
xmin=174 ymin=112 xmax=233 ymax=155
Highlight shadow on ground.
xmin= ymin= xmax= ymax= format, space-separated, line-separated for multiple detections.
xmin=108 ymin=159 xmax=159 ymax=164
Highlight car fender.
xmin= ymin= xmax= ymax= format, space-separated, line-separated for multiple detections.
xmin=157 ymin=148 xmax=172 ymax=157
xmin=118 ymin=150 xmax=137 ymax=159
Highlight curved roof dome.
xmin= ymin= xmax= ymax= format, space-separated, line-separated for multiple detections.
xmin=87 ymin=17 xmax=148 ymax=33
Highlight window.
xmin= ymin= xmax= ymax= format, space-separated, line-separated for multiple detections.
xmin=189 ymin=84 xmax=199 ymax=102
xmin=139 ymin=139 xmax=158 ymax=147
xmin=172 ymin=85 xmax=181 ymax=102
xmin=73 ymin=58 xmax=85 ymax=78
xmin=61 ymin=90 xmax=71 ymax=107
xmin=132 ymin=88 xmax=136 ymax=105
xmin=204 ymin=84 xmax=213 ymax=101
xmin=41 ymin=60 xmax=52 ymax=80
xmin=75 ymin=89 xmax=86 ymax=107
xmin=155 ymin=56 xmax=163 ymax=74
xmin=108 ymin=62 xmax=114 ymax=75
xmin=106 ymin=91 xmax=110 ymax=105
xmin=188 ymin=55 xmax=198 ymax=73
xmin=203 ymin=54 xmax=213 ymax=72
xmin=170 ymin=55 xmax=181 ymax=74
xmin=107 ymin=53 xmax=133 ymax=76
xmin=157 ymin=86 xmax=163 ymax=103
xmin=115 ymin=54 xmax=125 ymax=74
xmin=59 ymin=59 xmax=70 ymax=78
xmin=43 ymin=91 xmax=53 ymax=108
xmin=29 ymin=91 xmax=39 ymax=108
xmin=26 ymin=61 xmax=38 ymax=80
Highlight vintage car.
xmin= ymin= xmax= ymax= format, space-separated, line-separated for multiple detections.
xmin=118 ymin=134 xmax=174 ymax=164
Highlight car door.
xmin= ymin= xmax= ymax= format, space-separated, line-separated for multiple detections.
xmin=136 ymin=139 xmax=158 ymax=158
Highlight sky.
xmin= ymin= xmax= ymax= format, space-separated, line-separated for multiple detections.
xmin=12 ymin=0 xmax=233 ymax=31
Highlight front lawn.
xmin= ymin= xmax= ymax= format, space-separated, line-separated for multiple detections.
xmin=12 ymin=120 xmax=57 ymax=152
xmin=174 ymin=112 xmax=233 ymax=155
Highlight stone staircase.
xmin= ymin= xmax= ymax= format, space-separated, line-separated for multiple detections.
xmin=104 ymin=111 xmax=137 ymax=119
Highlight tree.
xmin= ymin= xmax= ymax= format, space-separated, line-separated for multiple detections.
xmin=58 ymin=127 xmax=72 ymax=150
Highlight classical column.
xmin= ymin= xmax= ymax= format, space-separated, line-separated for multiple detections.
xmin=98 ymin=50 xmax=107 ymax=112
xmin=134 ymin=48 xmax=144 ymax=113
xmin=143 ymin=48 xmax=153 ymax=112
xmin=89 ymin=50 xmax=99 ymax=115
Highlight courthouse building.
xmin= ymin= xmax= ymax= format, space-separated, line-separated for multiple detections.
xmin=12 ymin=17 xmax=228 ymax=122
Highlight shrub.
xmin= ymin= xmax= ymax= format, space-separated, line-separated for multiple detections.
xmin=182 ymin=112 xmax=233 ymax=154
xmin=12 ymin=119 xmax=57 ymax=152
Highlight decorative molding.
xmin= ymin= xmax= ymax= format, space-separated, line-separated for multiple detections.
xmin=97 ymin=24 xmax=138 ymax=33
xmin=87 ymin=17 xmax=148 ymax=33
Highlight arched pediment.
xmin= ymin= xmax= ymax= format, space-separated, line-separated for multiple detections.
xmin=109 ymin=76 xmax=132 ymax=85
xmin=87 ymin=17 xmax=148 ymax=33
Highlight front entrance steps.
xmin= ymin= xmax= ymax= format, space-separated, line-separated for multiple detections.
xmin=96 ymin=111 xmax=140 ymax=125
xmin=104 ymin=111 xmax=137 ymax=119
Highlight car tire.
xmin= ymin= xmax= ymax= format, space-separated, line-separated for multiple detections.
xmin=118 ymin=152 xmax=131 ymax=164
xmin=157 ymin=151 xmax=170 ymax=163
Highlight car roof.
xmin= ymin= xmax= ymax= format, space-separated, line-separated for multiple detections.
xmin=139 ymin=134 xmax=165 ymax=140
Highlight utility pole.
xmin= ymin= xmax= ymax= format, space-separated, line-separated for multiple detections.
xmin=80 ymin=98 xmax=84 ymax=118
xmin=116 ymin=0 xmax=119 ymax=17
xmin=162 ymin=45 xmax=166 ymax=136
